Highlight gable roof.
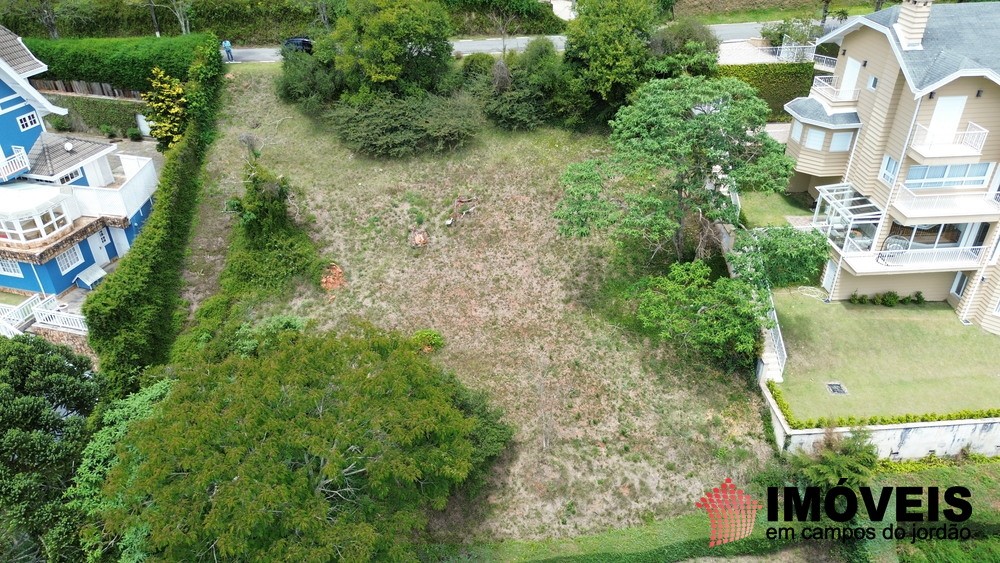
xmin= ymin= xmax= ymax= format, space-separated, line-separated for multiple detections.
xmin=0 ymin=25 xmax=46 ymax=77
xmin=26 ymin=133 xmax=115 ymax=178
xmin=819 ymin=2 xmax=1000 ymax=96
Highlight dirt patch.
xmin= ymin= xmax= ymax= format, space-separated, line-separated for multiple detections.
xmin=220 ymin=64 xmax=773 ymax=542
xmin=321 ymin=263 xmax=346 ymax=295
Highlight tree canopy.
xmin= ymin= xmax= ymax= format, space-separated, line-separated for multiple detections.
xmin=563 ymin=0 xmax=656 ymax=106
xmin=100 ymin=327 xmax=511 ymax=560
xmin=0 ymin=335 xmax=98 ymax=559
xmin=333 ymin=0 xmax=453 ymax=95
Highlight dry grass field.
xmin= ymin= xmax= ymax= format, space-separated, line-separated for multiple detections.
xmin=188 ymin=63 xmax=773 ymax=542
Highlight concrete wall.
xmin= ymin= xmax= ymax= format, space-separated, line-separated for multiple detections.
xmin=760 ymin=379 xmax=1000 ymax=459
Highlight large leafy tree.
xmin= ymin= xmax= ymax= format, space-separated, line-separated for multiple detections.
xmin=0 ymin=0 xmax=93 ymax=38
xmin=556 ymin=76 xmax=794 ymax=262
xmin=636 ymin=260 xmax=770 ymax=370
xmin=0 ymin=335 xmax=98 ymax=559
xmin=563 ymin=0 xmax=656 ymax=107
xmin=333 ymin=0 xmax=453 ymax=94
xmin=100 ymin=328 xmax=511 ymax=561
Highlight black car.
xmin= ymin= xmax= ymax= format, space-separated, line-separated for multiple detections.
xmin=283 ymin=37 xmax=313 ymax=54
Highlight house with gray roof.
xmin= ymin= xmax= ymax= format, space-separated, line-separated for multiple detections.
xmin=0 ymin=26 xmax=158 ymax=335
xmin=783 ymin=0 xmax=1000 ymax=335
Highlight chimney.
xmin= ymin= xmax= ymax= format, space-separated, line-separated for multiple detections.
xmin=894 ymin=0 xmax=933 ymax=51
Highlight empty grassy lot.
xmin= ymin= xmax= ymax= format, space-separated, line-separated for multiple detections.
xmin=773 ymin=289 xmax=1000 ymax=421
xmin=193 ymin=63 xmax=773 ymax=541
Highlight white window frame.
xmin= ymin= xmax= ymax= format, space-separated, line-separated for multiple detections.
xmin=59 ymin=169 xmax=82 ymax=185
xmin=804 ymin=129 xmax=826 ymax=150
xmin=55 ymin=245 xmax=84 ymax=275
xmin=951 ymin=272 xmax=969 ymax=298
xmin=880 ymin=155 xmax=899 ymax=185
xmin=905 ymin=163 xmax=994 ymax=190
xmin=16 ymin=111 xmax=39 ymax=131
xmin=867 ymin=75 xmax=878 ymax=91
xmin=0 ymin=259 xmax=22 ymax=278
xmin=830 ymin=131 xmax=854 ymax=152
xmin=790 ymin=120 xmax=803 ymax=143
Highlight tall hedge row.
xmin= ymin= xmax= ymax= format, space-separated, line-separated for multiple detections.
xmin=43 ymin=95 xmax=143 ymax=136
xmin=82 ymin=37 xmax=223 ymax=399
xmin=23 ymin=34 xmax=215 ymax=91
xmin=718 ymin=63 xmax=814 ymax=121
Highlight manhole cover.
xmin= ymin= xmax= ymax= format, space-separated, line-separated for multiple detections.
xmin=827 ymin=382 xmax=847 ymax=395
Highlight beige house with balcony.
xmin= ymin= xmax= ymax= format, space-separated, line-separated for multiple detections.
xmin=783 ymin=0 xmax=1000 ymax=335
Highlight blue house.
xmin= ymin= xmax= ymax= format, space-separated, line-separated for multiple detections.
xmin=0 ymin=26 xmax=157 ymax=297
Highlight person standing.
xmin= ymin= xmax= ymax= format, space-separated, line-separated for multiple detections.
xmin=222 ymin=39 xmax=234 ymax=62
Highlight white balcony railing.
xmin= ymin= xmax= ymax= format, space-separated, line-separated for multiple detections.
xmin=911 ymin=122 xmax=988 ymax=156
xmin=0 ymin=147 xmax=30 ymax=182
xmin=33 ymin=296 xmax=87 ymax=333
xmin=893 ymin=185 xmax=1000 ymax=217
xmin=872 ymin=245 xmax=986 ymax=268
xmin=813 ymin=54 xmax=838 ymax=70
xmin=812 ymin=75 xmax=859 ymax=102
xmin=71 ymin=156 xmax=156 ymax=219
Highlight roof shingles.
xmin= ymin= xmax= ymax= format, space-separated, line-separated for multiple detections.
xmin=0 ymin=25 xmax=46 ymax=76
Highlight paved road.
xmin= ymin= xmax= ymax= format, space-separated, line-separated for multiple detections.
xmin=225 ymin=22 xmax=805 ymax=63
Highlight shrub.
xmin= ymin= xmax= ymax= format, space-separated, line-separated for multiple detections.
xmin=649 ymin=18 xmax=719 ymax=56
xmin=48 ymin=114 xmax=72 ymax=131
xmin=914 ymin=290 xmax=925 ymax=305
xmin=276 ymin=48 xmax=345 ymax=107
xmin=411 ymin=329 xmax=445 ymax=351
xmin=126 ymin=127 xmax=143 ymax=141
xmin=718 ymin=63 xmax=813 ymax=121
xmin=329 ymin=93 xmax=483 ymax=157
xmin=99 ymin=124 xmax=116 ymax=138
xmin=461 ymin=52 xmax=495 ymax=80
xmin=849 ymin=291 xmax=859 ymax=304
xmin=24 ymin=34 xmax=216 ymax=91
xmin=882 ymin=290 xmax=899 ymax=307
xmin=142 ymin=67 xmax=186 ymax=152
xmin=730 ymin=227 xmax=829 ymax=289
xmin=899 ymin=294 xmax=911 ymax=305
xmin=484 ymin=88 xmax=546 ymax=130
xmin=871 ymin=293 xmax=884 ymax=306
xmin=760 ymin=18 xmax=821 ymax=47
xmin=858 ymin=293 xmax=868 ymax=305
xmin=44 ymin=94 xmax=141 ymax=137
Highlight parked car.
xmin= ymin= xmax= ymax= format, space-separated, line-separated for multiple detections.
xmin=283 ymin=37 xmax=313 ymax=54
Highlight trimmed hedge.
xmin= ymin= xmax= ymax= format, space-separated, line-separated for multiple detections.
xmin=42 ymin=94 xmax=143 ymax=137
xmin=718 ymin=63 xmax=814 ymax=121
xmin=23 ymin=34 xmax=216 ymax=92
xmin=766 ymin=381 xmax=1000 ymax=430
xmin=82 ymin=38 xmax=223 ymax=399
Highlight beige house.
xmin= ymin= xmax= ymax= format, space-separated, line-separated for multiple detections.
xmin=784 ymin=0 xmax=1000 ymax=335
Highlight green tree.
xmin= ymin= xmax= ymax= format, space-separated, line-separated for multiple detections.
xmin=730 ymin=227 xmax=830 ymax=289
xmin=563 ymin=0 xmax=656 ymax=106
xmin=141 ymin=67 xmax=186 ymax=152
xmin=0 ymin=335 xmax=98 ymax=559
xmin=0 ymin=0 xmax=93 ymax=38
xmin=100 ymin=328 xmax=511 ymax=561
xmin=635 ymin=260 xmax=770 ymax=369
xmin=556 ymin=76 xmax=793 ymax=261
xmin=333 ymin=0 xmax=452 ymax=95
xmin=790 ymin=428 xmax=878 ymax=491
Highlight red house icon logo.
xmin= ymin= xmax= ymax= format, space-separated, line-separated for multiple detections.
xmin=695 ymin=478 xmax=763 ymax=547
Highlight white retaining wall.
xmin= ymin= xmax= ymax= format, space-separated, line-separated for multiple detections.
xmin=760 ymin=380 xmax=1000 ymax=459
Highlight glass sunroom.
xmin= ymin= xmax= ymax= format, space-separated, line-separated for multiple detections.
xmin=812 ymin=183 xmax=882 ymax=252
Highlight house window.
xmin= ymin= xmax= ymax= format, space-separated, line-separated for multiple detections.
xmin=55 ymin=245 xmax=84 ymax=275
xmin=880 ymin=155 xmax=899 ymax=184
xmin=952 ymin=272 xmax=969 ymax=298
xmin=790 ymin=120 xmax=803 ymax=143
xmin=804 ymin=129 xmax=826 ymax=150
xmin=905 ymin=163 xmax=993 ymax=189
xmin=867 ymin=75 xmax=879 ymax=91
xmin=830 ymin=131 xmax=854 ymax=152
xmin=16 ymin=111 xmax=39 ymax=131
xmin=0 ymin=205 xmax=70 ymax=243
xmin=58 ymin=169 xmax=82 ymax=185
xmin=0 ymin=259 xmax=22 ymax=278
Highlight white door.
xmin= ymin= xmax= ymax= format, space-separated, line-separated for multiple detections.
xmin=821 ymin=259 xmax=837 ymax=291
xmin=840 ymin=58 xmax=862 ymax=99
xmin=88 ymin=230 xmax=110 ymax=266
xmin=928 ymin=96 xmax=966 ymax=142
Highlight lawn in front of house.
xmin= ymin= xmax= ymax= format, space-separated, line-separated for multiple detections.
xmin=0 ymin=291 xmax=27 ymax=306
xmin=740 ymin=192 xmax=813 ymax=228
xmin=695 ymin=2 xmax=873 ymax=25
xmin=772 ymin=289 xmax=1000 ymax=421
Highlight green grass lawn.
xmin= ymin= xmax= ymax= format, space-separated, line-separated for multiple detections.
xmin=0 ymin=291 xmax=27 ymax=306
xmin=773 ymin=289 xmax=1000 ymax=420
xmin=740 ymin=192 xmax=813 ymax=228
xmin=695 ymin=2 xmax=873 ymax=25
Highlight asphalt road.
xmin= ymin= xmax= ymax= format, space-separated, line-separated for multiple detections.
xmin=225 ymin=22 xmax=771 ymax=63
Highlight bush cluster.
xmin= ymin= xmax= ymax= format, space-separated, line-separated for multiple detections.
xmin=849 ymin=290 xmax=926 ymax=306
xmin=82 ymin=36 xmax=223 ymax=399
xmin=328 ymin=93 xmax=483 ymax=158
xmin=730 ymin=226 xmax=829 ymax=289
xmin=766 ymin=381 xmax=1000 ymax=430
xmin=717 ymin=63 xmax=814 ymax=121
xmin=24 ymin=34 xmax=214 ymax=91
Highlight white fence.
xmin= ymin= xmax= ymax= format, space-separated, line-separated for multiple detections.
xmin=912 ymin=122 xmax=989 ymax=154
xmin=0 ymin=147 xmax=30 ymax=182
xmin=33 ymin=296 xmax=88 ymax=333
xmin=766 ymin=292 xmax=787 ymax=375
